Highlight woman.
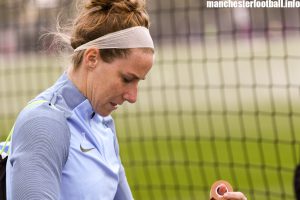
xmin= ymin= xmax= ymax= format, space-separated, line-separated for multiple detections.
xmin=5 ymin=0 xmax=247 ymax=199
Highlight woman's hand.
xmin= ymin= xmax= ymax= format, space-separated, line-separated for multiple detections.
xmin=223 ymin=192 xmax=247 ymax=200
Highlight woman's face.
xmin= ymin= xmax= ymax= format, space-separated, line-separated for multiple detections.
xmin=86 ymin=49 xmax=154 ymax=116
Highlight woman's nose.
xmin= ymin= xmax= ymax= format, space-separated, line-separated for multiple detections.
xmin=123 ymin=85 xmax=138 ymax=103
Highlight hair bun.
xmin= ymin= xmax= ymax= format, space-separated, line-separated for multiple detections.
xmin=86 ymin=0 xmax=145 ymax=12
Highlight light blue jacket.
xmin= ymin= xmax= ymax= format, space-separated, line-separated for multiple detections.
xmin=6 ymin=73 xmax=133 ymax=200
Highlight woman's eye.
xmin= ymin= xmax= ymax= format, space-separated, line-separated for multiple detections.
xmin=123 ymin=77 xmax=132 ymax=83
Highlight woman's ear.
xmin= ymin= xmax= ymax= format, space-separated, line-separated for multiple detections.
xmin=83 ymin=48 xmax=100 ymax=70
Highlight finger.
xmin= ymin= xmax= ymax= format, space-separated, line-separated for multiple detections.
xmin=223 ymin=192 xmax=247 ymax=200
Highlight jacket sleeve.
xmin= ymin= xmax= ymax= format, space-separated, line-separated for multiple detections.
xmin=7 ymin=108 xmax=70 ymax=200
xmin=114 ymin=164 xmax=134 ymax=200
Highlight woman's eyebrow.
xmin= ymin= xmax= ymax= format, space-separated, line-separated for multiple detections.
xmin=126 ymin=72 xmax=145 ymax=80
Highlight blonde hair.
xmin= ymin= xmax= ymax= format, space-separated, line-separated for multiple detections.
xmin=70 ymin=0 xmax=151 ymax=69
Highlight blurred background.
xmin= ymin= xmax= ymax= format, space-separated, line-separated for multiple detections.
xmin=1 ymin=0 xmax=300 ymax=199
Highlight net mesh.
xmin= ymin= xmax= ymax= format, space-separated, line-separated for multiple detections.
xmin=1 ymin=1 xmax=300 ymax=200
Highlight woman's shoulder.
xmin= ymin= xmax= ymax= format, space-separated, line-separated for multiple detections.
xmin=9 ymin=100 xmax=71 ymax=176
xmin=18 ymin=100 xmax=67 ymax=125
xmin=12 ymin=101 xmax=71 ymax=144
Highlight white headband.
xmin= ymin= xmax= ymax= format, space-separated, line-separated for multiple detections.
xmin=74 ymin=26 xmax=154 ymax=52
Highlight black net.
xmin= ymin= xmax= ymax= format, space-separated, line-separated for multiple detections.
xmin=0 ymin=1 xmax=300 ymax=200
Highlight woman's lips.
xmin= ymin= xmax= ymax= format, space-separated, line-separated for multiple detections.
xmin=110 ymin=102 xmax=118 ymax=109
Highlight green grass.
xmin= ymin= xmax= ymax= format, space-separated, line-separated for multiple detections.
xmin=120 ymin=139 xmax=295 ymax=200
xmin=115 ymin=113 xmax=299 ymax=200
